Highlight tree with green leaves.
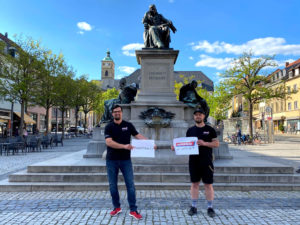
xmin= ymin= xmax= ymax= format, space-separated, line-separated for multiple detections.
xmin=0 ymin=35 xmax=43 ymax=136
xmin=53 ymin=70 xmax=75 ymax=138
xmin=33 ymin=49 xmax=65 ymax=133
xmin=69 ymin=76 xmax=87 ymax=135
xmin=221 ymin=52 xmax=287 ymax=138
xmin=81 ymin=80 xmax=100 ymax=132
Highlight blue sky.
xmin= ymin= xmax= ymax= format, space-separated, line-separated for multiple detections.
xmin=1 ymin=0 xmax=300 ymax=84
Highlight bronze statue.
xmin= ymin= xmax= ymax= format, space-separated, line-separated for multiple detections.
xmin=179 ymin=80 xmax=210 ymax=122
xmin=142 ymin=4 xmax=177 ymax=49
xmin=100 ymin=79 xmax=137 ymax=124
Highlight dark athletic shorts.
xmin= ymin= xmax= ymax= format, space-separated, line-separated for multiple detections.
xmin=189 ymin=160 xmax=214 ymax=184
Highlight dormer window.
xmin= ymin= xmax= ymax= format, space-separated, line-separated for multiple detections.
xmin=8 ymin=47 xmax=16 ymax=58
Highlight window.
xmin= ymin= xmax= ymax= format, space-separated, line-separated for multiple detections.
xmin=288 ymin=102 xmax=292 ymax=111
xmin=294 ymin=84 xmax=297 ymax=92
xmin=287 ymin=86 xmax=291 ymax=94
xmin=105 ymin=70 xmax=108 ymax=76
xmin=275 ymin=102 xmax=279 ymax=113
xmin=30 ymin=113 xmax=38 ymax=122
xmin=295 ymin=101 xmax=298 ymax=109
xmin=276 ymin=73 xmax=279 ymax=79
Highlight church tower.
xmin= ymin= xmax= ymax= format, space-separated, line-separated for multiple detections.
xmin=101 ymin=50 xmax=115 ymax=80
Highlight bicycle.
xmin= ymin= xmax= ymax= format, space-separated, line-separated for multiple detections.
xmin=252 ymin=132 xmax=262 ymax=144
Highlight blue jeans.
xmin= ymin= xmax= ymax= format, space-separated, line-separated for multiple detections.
xmin=106 ymin=159 xmax=137 ymax=211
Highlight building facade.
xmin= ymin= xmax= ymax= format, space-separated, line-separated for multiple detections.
xmin=228 ymin=59 xmax=300 ymax=134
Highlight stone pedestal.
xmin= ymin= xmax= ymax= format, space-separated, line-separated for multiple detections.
xmin=135 ymin=49 xmax=179 ymax=103
xmin=83 ymin=127 xmax=106 ymax=158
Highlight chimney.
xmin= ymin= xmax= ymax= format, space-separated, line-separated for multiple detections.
xmin=285 ymin=62 xmax=290 ymax=67
xmin=5 ymin=32 xmax=8 ymax=38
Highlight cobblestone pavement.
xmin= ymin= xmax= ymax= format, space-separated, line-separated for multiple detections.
xmin=0 ymin=137 xmax=90 ymax=180
xmin=0 ymin=190 xmax=299 ymax=225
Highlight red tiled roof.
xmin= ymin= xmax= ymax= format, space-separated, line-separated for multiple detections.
xmin=285 ymin=58 xmax=300 ymax=68
xmin=0 ymin=33 xmax=13 ymax=45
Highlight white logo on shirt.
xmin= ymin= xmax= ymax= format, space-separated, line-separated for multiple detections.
xmin=122 ymin=127 xmax=128 ymax=131
xmin=203 ymin=131 xmax=210 ymax=135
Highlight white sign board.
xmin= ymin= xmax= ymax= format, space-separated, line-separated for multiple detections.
xmin=131 ymin=139 xmax=155 ymax=158
xmin=173 ymin=137 xmax=198 ymax=155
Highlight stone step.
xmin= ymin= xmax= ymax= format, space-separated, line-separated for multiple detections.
xmin=0 ymin=179 xmax=299 ymax=192
xmin=9 ymin=172 xmax=300 ymax=184
xmin=27 ymin=165 xmax=294 ymax=174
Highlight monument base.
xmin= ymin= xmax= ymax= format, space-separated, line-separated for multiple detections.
xmin=83 ymin=127 xmax=106 ymax=158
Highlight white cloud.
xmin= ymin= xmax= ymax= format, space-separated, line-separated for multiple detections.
xmin=195 ymin=55 xmax=234 ymax=70
xmin=276 ymin=58 xmax=295 ymax=67
xmin=191 ymin=37 xmax=300 ymax=56
xmin=122 ymin=43 xmax=144 ymax=56
xmin=77 ymin=31 xmax=84 ymax=35
xmin=115 ymin=74 xmax=126 ymax=79
xmin=189 ymin=56 xmax=194 ymax=60
xmin=195 ymin=55 xmax=295 ymax=71
xmin=77 ymin=22 xmax=92 ymax=31
xmin=169 ymin=0 xmax=175 ymax=3
xmin=118 ymin=66 xmax=136 ymax=74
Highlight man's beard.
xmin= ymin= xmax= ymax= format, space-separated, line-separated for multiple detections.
xmin=195 ymin=119 xmax=203 ymax=124
xmin=114 ymin=116 xmax=121 ymax=121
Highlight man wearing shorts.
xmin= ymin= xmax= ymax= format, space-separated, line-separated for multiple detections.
xmin=186 ymin=108 xmax=219 ymax=217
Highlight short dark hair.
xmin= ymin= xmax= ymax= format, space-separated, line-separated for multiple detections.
xmin=112 ymin=104 xmax=122 ymax=112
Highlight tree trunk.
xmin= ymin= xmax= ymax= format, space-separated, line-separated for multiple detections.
xmin=10 ymin=102 xmax=14 ymax=137
xmin=75 ymin=106 xmax=79 ymax=136
xmin=61 ymin=109 xmax=65 ymax=139
xmin=249 ymin=101 xmax=253 ymax=138
xmin=20 ymin=100 xmax=25 ymax=136
xmin=45 ymin=106 xmax=50 ymax=134
xmin=84 ymin=111 xmax=87 ymax=133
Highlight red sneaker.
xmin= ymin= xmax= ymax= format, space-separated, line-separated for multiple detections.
xmin=129 ymin=211 xmax=142 ymax=220
xmin=110 ymin=208 xmax=122 ymax=216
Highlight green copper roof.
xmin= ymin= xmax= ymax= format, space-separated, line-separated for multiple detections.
xmin=103 ymin=50 xmax=113 ymax=61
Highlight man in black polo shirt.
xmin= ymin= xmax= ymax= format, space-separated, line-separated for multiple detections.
xmin=105 ymin=104 xmax=147 ymax=220
xmin=173 ymin=108 xmax=219 ymax=217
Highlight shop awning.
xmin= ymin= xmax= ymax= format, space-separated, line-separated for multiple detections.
xmin=0 ymin=116 xmax=11 ymax=121
xmin=14 ymin=112 xmax=36 ymax=124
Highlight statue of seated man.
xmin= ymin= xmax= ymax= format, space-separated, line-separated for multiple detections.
xmin=100 ymin=79 xmax=137 ymax=124
xmin=179 ymin=80 xmax=210 ymax=122
xmin=142 ymin=4 xmax=177 ymax=49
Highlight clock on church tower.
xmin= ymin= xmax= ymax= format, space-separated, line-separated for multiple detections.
xmin=101 ymin=50 xmax=115 ymax=80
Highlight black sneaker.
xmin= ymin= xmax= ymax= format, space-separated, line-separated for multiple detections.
xmin=188 ymin=206 xmax=197 ymax=216
xmin=207 ymin=207 xmax=216 ymax=218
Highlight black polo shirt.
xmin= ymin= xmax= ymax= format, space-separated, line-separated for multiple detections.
xmin=186 ymin=125 xmax=217 ymax=165
xmin=104 ymin=120 xmax=138 ymax=160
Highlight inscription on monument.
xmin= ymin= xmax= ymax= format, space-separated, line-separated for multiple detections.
xmin=149 ymin=71 xmax=167 ymax=80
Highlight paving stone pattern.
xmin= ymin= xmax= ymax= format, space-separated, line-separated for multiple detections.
xmin=0 ymin=190 xmax=299 ymax=225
